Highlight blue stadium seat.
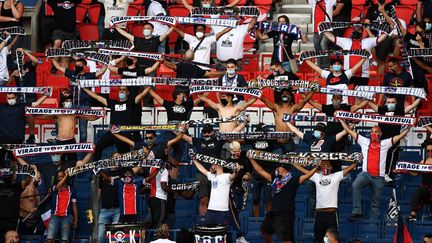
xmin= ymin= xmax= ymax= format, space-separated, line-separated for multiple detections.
xmin=354 ymin=219 xmax=382 ymax=239
xmin=382 ymin=221 xmax=398 ymax=240
xmin=300 ymin=218 xmax=314 ymax=238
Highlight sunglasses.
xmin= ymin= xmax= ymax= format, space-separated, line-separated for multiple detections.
xmin=427 ymin=150 xmax=432 ymax=152
xmin=145 ymin=137 xmax=154 ymax=140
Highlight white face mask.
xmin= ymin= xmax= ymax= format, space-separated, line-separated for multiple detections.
xmin=63 ymin=101 xmax=72 ymax=108
xmin=196 ymin=31 xmax=204 ymax=39
xmin=7 ymin=99 xmax=16 ymax=106
xmin=202 ymin=3 xmax=210 ymax=7
xmin=323 ymin=236 xmax=330 ymax=243
xmin=143 ymin=29 xmax=152 ymax=37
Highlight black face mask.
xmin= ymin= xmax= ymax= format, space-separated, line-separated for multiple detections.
xmin=75 ymin=66 xmax=84 ymax=74
xmin=126 ymin=58 xmax=134 ymax=66
xmin=220 ymin=99 xmax=228 ymax=106
xmin=352 ymin=31 xmax=362 ymax=39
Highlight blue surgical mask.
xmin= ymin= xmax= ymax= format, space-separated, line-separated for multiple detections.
xmin=332 ymin=64 xmax=341 ymax=72
xmin=202 ymin=3 xmax=210 ymax=7
xmin=143 ymin=29 xmax=151 ymax=37
xmin=227 ymin=69 xmax=236 ymax=76
xmin=51 ymin=154 xmax=61 ymax=163
xmin=119 ymin=93 xmax=127 ymax=101
xmin=323 ymin=236 xmax=330 ymax=243
xmin=313 ymin=130 xmax=321 ymax=139
xmin=386 ymin=103 xmax=396 ymax=111
xmin=426 ymin=23 xmax=432 ymax=32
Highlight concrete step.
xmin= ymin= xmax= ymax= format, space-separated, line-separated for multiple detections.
xmin=278 ymin=4 xmax=311 ymax=14
xmin=273 ymin=13 xmax=311 ymax=24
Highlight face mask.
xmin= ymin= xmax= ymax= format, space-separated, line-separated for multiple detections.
xmin=7 ymin=99 xmax=16 ymax=106
xmin=371 ymin=133 xmax=381 ymax=141
xmin=332 ymin=99 xmax=342 ymax=108
xmin=323 ymin=236 xmax=330 ymax=243
xmin=195 ymin=31 xmax=204 ymax=39
xmin=146 ymin=139 xmax=155 ymax=146
xmin=321 ymin=167 xmax=332 ymax=175
xmin=426 ymin=23 xmax=432 ymax=32
xmin=227 ymin=69 xmax=236 ymax=76
xmin=118 ymin=92 xmax=127 ymax=101
xmin=352 ymin=31 xmax=362 ymax=39
xmin=220 ymin=99 xmax=228 ymax=106
xmin=75 ymin=66 xmax=84 ymax=74
xmin=203 ymin=135 xmax=212 ymax=141
xmin=51 ymin=154 xmax=61 ymax=163
xmin=386 ymin=103 xmax=396 ymax=111
xmin=123 ymin=176 xmax=132 ymax=183
xmin=126 ymin=58 xmax=134 ymax=66
xmin=231 ymin=152 xmax=240 ymax=159
xmin=313 ymin=130 xmax=322 ymax=139
xmin=63 ymin=101 xmax=72 ymax=108
xmin=272 ymin=69 xmax=280 ymax=76
xmin=143 ymin=29 xmax=152 ymax=37
xmin=202 ymin=3 xmax=210 ymax=7
xmin=281 ymin=95 xmax=289 ymax=103
xmin=182 ymin=96 xmax=187 ymax=103
xmin=427 ymin=151 xmax=432 ymax=158
xmin=332 ymin=64 xmax=342 ymax=72
xmin=275 ymin=169 xmax=282 ymax=178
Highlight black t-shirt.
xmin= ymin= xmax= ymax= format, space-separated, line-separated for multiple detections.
xmin=365 ymin=4 xmax=394 ymax=35
xmin=36 ymin=161 xmax=76 ymax=190
xmin=405 ymin=32 xmax=429 ymax=65
xmin=325 ymin=72 xmax=350 ymax=86
xmin=192 ymin=137 xmax=224 ymax=169
xmin=0 ymin=182 xmax=22 ymax=219
xmin=0 ymin=103 xmax=26 ymax=141
xmin=322 ymin=104 xmax=351 ymax=135
xmin=176 ymin=63 xmax=206 ymax=79
xmin=247 ymin=138 xmax=277 ymax=180
xmin=333 ymin=0 xmax=352 ymax=22
xmin=271 ymin=173 xmax=300 ymax=213
xmin=47 ymin=0 xmax=79 ymax=32
xmin=163 ymin=99 xmax=194 ymax=122
xmin=65 ymin=70 xmax=97 ymax=106
xmin=382 ymin=70 xmax=413 ymax=104
xmin=378 ymin=104 xmax=404 ymax=139
xmin=420 ymin=0 xmax=432 ymax=19
xmin=267 ymin=31 xmax=296 ymax=60
xmin=303 ymin=133 xmax=337 ymax=153
xmin=107 ymin=98 xmax=137 ymax=125
xmin=22 ymin=61 xmax=37 ymax=88
xmin=227 ymin=152 xmax=252 ymax=193
xmin=118 ymin=67 xmax=147 ymax=78
xmin=134 ymin=36 xmax=161 ymax=67
xmin=148 ymin=140 xmax=168 ymax=161
xmin=99 ymin=170 xmax=121 ymax=209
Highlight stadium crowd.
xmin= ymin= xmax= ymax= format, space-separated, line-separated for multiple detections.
xmin=0 ymin=0 xmax=432 ymax=242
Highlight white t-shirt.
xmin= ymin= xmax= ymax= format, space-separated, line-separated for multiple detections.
xmin=335 ymin=37 xmax=377 ymax=78
xmin=0 ymin=46 xmax=8 ymax=82
xmin=207 ymin=172 xmax=231 ymax=211
xmin=212 ymin=24 xmax=249 ymax=62
xmin=147 ymin=0 xmax=169 ymax=36
xmin=321 ymin=70 xmax=352 ymax=104
xmin=357 ymin=135 xmax=393 ymax=177
xmin=150 ymin=239 xmax=176 ymax=243
xmin=151 ymin=167 xmax=169 ymax=200
xmin=310 ymin=171 xmax=344 ymax=209
xmin=184 ymin=33 xmax=216 ymax=70
xmin=99 ymin=0 xmax=133 ymax=28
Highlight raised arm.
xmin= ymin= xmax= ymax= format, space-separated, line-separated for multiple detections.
xmin=305 ymin=59 xmax=323 ymax=76
xmin=228 ymin=163 xmax=240 ymax=182
xmin=247 ymin=17 xmax=257 ymax=32
xmin=293 ymin=91 xmax=315 ymax=112
xmin=54 ymin=171 xmax=69 ymax=190
xmin=115 ymin=25 xmax=134 ymax=42
xmin=248 ymin=157 xmax=271 ymax=182
xmin=135 ymin=87 xmax=151 ymax=104
xmin=340 ymin=119 xmax=358 ymax=140
xmin=299 ymin=164 xmax=319 ymax=184
xmin=324 ymin=31 xmax=336 ymax=44
xmin=17 ymin=48 xmax=39 ymax=65
xmin=145 ymin=61 xmax=161 ymax=75
xmin=286 ymin=121 xmax=304 ymax=139
xmin=10 ymin=1 xmax=24 ymax=19
xmin=367 ymin=100 xmax=379 ymax=112
xmin=172 ymin=26 xmax=185 ymax=39
xmin=31 ymin=94 xmax=48 ymax=107
xmin=167 ymin=132 xmax=184 ymax=148
xmin=377 ymin=33 xmax=389 ymax=44
xmin=160 ymin=26 xmax=175 ymax=42
xmin=226 ymin=0 xmax=241 ymax=7
xmin=0 ymin=32 xmax=10 ymax=50
xmin=198 ymin=94 xmax=220 ymax=111
xmin=82 ymin=88 xmax=108 ymax=106
xmin=256 ymin=30 xmax=270 ymax=40
xmin=95 ymin=65 xmax=108 ymax=78
xmin=148 ymin=88 xmax=164 ymax=105
xmin=335 ymin=128 xmax=348 ymax=142
xmin=112 ymin=133 xmax=135 ymax=147
xmin=192 ymin=159 xmax=210 ymax=175
xmin=405 ymin=98 xmax=421 ymax=113
xmin=7 ymin=35 xmax=18 ymax=50
xmin=392 ymin=126 xmax=411 ymax=144
xmin=181 ymin=0 xmax=193 ymax=10
xmin=52 ymin=58 xmax=66 ymax=74
xmin=215 ymin=27 xmax=232 ymax=41
xmin=236 ymin=97 xmax=256 ymax=112
xmin=351 ymin=99 xmax=368 ymax=112
xmin=343 ymin=161 xmax=358 ymax=177
xmin=180 ymin=133 xmax=193 ymax=144
xmin=260 ymin=95 xmax=277 ymax=111
xmin=349 ymin=57 xmax=367 ymax=75
xmin=416 ymin=0 xmax=424 ymax=22
xmin=291 ymin=163 xmax=310 ymax=175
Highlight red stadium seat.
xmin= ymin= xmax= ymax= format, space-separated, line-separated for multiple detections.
xmin=78 ymin=23 xmax=100 ymax=41
xmin=398 ymin=0 xmax=418 ymax=5
xmin=168 ymin=27 xmax=181 ymax=49
xmin=242 ymin=54 xmax=259 ymax=73
xmin=395 ymin=5 xmax=415 ymax=24
xmin=253 ymin=71 xmax=272 ymax=79
xmin=168 ymin=5 xmax=190 ymax=17
xmin=183 ymin=25 xmax=195 ymax=36
xmin=351 ymin=5 xmax=369 ymax=21
xmin=243 ymin=32 xmax=256 ymax=51
xmin=237 ymin=71 xmax=251 ymax=80
xmin=80 ymin=0 xmax=92 ymax=4
xmin=254 ymin=0 xmax=272 ymax=5
xmin=127 ymin=4 xmax=145 ymax=16
xmin=131 ymin=0 xmax=145 ymax=5
xmin=130 ymin=25 xmax=145 ymax=38
xmin=352 ymin=0 xmax=366 ymax=5
xmin=76 ymin=4 xmax=88 ymax=24
xmin=88 ymin=4 xmax=102 ymax=24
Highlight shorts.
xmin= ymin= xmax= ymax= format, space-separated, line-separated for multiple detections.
xmin=349 ymin=76 xmax=369 ymax=87
xmin=197 ymin=172 xmax=211 ymax=199
xmin=375 ymin=38 xmax=394 ymax=62
xmin=251 ymin=175 xmax=272 ymax=204
xmin=261 ymin=211 xmax=295 ymax=241
xmin=52 ymin=29 xmax=77 ymax=42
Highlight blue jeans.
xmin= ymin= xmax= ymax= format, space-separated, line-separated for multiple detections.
xmin=47 ymin=215 xmax=71 ymax=241
xmin=77 ymin=105 xmax=90 ymax=143
xmin=352 ymin=171 xmax=385 ymax=219
xmin=281 ymin=61 xmax=292 ymax=72
xmin=98 ymin=208 xmax=120 ymax=243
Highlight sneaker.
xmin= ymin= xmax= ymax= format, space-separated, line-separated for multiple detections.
xmin=349 ymin=214 xmax=362 ymax=221
xmin=26 ymin=134 xmax=35 ymax=144
xmin=384 ymin=174 xmax=394 ymax=182
xmin=236 ymin=237 xmax=249 ymax=243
